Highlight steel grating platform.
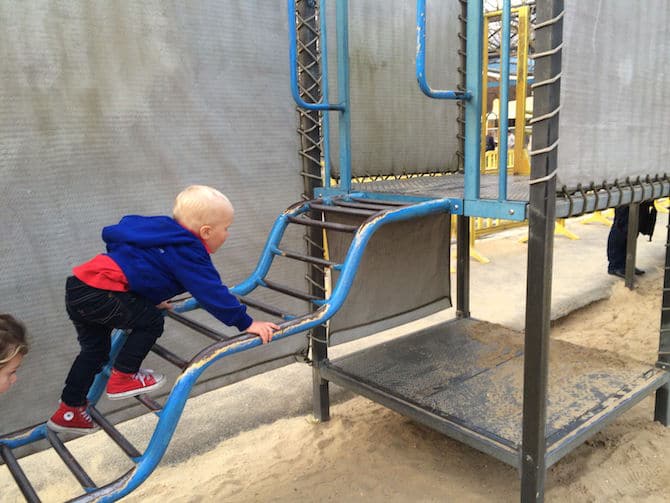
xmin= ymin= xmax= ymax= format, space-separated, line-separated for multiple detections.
xmin=320 ymin=317 xmax=670 ymax=468
xmin=351 ymin=174 xmax=670 ymax=218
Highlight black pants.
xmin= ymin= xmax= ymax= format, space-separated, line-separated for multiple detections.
xmin=607 ymin=206 xmax=628 ymax=273
xmin=61 ymin=276 xmax=164 ymax=406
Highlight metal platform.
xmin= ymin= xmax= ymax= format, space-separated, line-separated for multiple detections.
xmin=352 ymin=175 xmax=670 ymax=218
xmin=320 ymin=317 xmax=670 ymax=469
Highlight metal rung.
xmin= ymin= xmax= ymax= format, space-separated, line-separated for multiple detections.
xmin=334 ymin=200 xmax=398 ymax=211
xmin=151 ymin=343 xmax=188 ymax=369
xmin=135 ymin=394 xmax=162 ymax=412
xmin=263 ymin=279 xmax=321 ymax=302
xmin=0 ymin=445 xmax=41 ymax=503
xmin=275 ymin=247 xmax=339 ymax=268
xmin=349 ymin=197 xmax=409 ymax=207
xmin=45 ymin=429 xmax=97 ymax=490
xmin=309 ymin=202 xmax=377 ymax=217
xmin=287 ymin=215 xmax=359 ymax=233
xmin=89 ymin=407 xmax=141 ymax=459
xmin=167 ymin=311 xmax=231 ymax=342
xmin=238 ymin=295 xmax=292 ymax=319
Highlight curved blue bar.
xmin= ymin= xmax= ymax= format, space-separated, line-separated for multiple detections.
xmin=0 ymin=424 xmax=47 ymax=450
xmin=416 ymin=0 xmax=471 ymax=101
xmin=233 ymin=200 xmax=311 ymax=295
xmin=288 ymin=0 xmax=344 ymax=111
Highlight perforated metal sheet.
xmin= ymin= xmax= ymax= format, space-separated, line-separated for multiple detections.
xmin=327 ymin=0 xmax=462 ymax=177
xmin=325 ymin=213 xmax=451 ymax=346
xmin=556 ymin=0 xmax=670 ymax=187
xmin=0 ymin=1 xmax=306 ymax=436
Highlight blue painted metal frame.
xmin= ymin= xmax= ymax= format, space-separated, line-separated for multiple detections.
xmin=416 ymin=0 xmax=526 ymax=221
xmin=416 ymin=0 xmax=471 ymax=101
xmin=497 ymin=0 xmax=512 ymax=200
xmin=288 ymin=0 xmax=352 ymax=193
xmin=288 ymin=0 xmax=343 ymax=113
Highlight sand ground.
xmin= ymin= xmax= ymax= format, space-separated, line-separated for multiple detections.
xmin=1 ymin=216 xmax=669 ymax=502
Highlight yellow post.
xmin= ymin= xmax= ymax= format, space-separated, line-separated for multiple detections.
xmin=514 ymin=6 xmax=530 ymax=175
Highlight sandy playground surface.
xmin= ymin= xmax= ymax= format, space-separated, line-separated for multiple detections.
xmin=1 ymin=221 xmax=670 ymax=502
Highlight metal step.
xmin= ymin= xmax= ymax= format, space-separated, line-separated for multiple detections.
xmin=287 ymin=215 xmax=359 ymax=233
xmin=349 ymin=196 xmax=409 ymax=207
xmin=89 ymin=407 xmax=141 ymax=459
xmin=334 ymin=200 xmax=400 ymax=211
xmin=263 ymin=279 xmax=322 ymax=302
xmin=45 ymin=429 xmax=97 ymax=490
xmin=238 ymin=295 xmax=294 ymax=319
xmin=150 ymin=343 xmax=188 ymax=369
xmin=0 ymin=445 xmax=41 ymax=503
xmin=309 ymin=202 xmax=377 ymax=217
xmin=135 ymin=394 xmax=163 ymax=413
xmin=275 ymin=247 xmax=339 ymax=268
xmin=167 ymin=311 xmax=230 ymax=342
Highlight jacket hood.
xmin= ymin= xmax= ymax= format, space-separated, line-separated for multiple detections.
xmin=102 ymin=215 xmax=197 ymax=248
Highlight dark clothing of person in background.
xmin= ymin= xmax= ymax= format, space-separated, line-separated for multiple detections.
xmin=485 ymin=134 xmax=496 ymax=151
xmin=607 ymin=202 xmax=656 ymax=278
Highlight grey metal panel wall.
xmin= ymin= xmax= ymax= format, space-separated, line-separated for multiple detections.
xmin=328 ymin=0 xmax=462 ymax=177
xmin=557 ymin=0 xmax=670 ymax=188
xmin=0 ymin=1 xmax=306 ymax=435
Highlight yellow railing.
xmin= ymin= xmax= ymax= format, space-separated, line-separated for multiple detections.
xmin=482 ymin=149 xmax=515 ymax=174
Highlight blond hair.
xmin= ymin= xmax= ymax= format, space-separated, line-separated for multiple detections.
xmin=173 ymin=185 xmax=233 ymax=231
xmin=0 ymin=314 xmax=29 ymax=368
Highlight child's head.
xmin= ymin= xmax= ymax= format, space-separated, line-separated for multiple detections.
xmin=0 ymin=314 xmax=28 ymax=394
xmin=173 ymin=185 xmax=234 ymax=253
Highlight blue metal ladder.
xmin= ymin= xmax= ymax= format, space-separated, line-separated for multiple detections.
xmin=0 ymin=194 xmax=452 ymax=502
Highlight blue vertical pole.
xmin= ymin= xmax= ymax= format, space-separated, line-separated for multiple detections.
xmin=464 ymin=0 xmax=483 ymax=202
xmin=498 ymin=0 xmax=511 ymax=200
xmin=336 ymin=0 xmax=352 ymax=192
xmin=320 ymin=0 xmax=332 ymax=188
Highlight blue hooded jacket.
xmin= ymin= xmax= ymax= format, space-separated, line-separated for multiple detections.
xmin=103 ymin=215 xmax=252 ymax=332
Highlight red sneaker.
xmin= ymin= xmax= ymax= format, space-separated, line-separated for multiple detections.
xmin=47 ymin=402 xmax=99 ymax=435
xmin=106 ymin=368 xmax=165 ymax=400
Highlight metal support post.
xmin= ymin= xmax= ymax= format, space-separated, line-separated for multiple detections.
xmin=624 ymin=203 xmax=640 ymax=290
xmin=655 ymin=216 xmax=670 ymax=425
xmin=655 ymin=384 xmax=669 ymax=426
xmin=521 ymin=0 xmax=563 ymax=501
xmin=456 ymin=215 xmax=471 ymax=318
xmin=295 ymin=0 xmax=331 ymax=421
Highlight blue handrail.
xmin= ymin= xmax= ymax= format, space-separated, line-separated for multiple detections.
xmin=416 ymin=0 xmax=471 ymax=101
xmin=288 ymin=0 xmax=344 ymax=111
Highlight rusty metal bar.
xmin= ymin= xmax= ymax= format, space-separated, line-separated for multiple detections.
xmin=45 ymin=429 xmax=97 ymax=490
xmin=349 ymin=197 xmax=408 ymax=207
xmin=309 ymin=202 xmax=376 ymax=217
xmin=134 ymin=395 xmax=163 ymax=413
xmin=150 ymin=344 xmax=188 ymax=370
xmin=263 ymin=279 xmax=321 ymax=302
xmin=334 ymin=200 xmax=397 ymax=211
xmin=287 ymin=215 xmax=359 ymax=233
xmin=276 ymin=247 xmax=339 ymax=268
xmin=0 ymin=445 xmax=41 ymax=502
xmin=167 ymin=311 xmax=230 ymax=342
xmin=238 ymin=295 xmax=293 ymax=319
xmin=89 ymin=407 xmax=141 ymax=459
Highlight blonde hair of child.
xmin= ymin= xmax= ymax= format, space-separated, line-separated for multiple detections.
xmin=0 ymin=314 xmax=29 ymax=368
xmin=173 ymin=185 xmax=233 ymax=232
